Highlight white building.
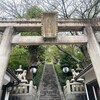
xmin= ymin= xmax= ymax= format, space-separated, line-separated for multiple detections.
xmin=1 ymin=68 xmax=20 ymax=100
xmin=75 ymin=64 xmax=100 ymax=100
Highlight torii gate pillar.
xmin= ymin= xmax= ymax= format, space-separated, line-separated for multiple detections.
xmin=0 ymin=27 xmax=14 ymax=99
xmin=85 ymin=26 xmax=100 ymax=87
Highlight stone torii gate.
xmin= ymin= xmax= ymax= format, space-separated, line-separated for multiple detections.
xmin=0 ymin=12 xmax=100 ymax=98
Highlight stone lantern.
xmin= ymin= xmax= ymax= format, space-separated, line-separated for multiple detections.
xmin=16 ymin=65 xmax=28 ymax=83
xmin=76 ymin=64 xmax=82 ymax=73
xmin=75 ymin=64 xmax=84 ymax=82
xmin=15 ymin=65 xmax=23 ymax=76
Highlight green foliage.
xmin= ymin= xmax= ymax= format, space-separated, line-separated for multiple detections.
xmin=21 ymin=32 xmax=41 ymax=36
xmin=57 ymin=45 xmax=84 ymax=68
xmin=45 ymin=45 xmax=83 ymax=68
xmin=28 ymin=45 xmax=45 ymax=62
xmin=9 ymin=6 xmax=45 ymax=71
xmin=24 ymin=6 xmax=43 ymax=19
xmin=9 ymin=45 xmax=29 ymax=70
xmin=23 ymin=6 xmax=45 ymax=64
xmin=33 ymin=64 xmax=44 ymax=87
xmin=22 ymin=6 xmax=43 ymax=36
xmin=36 ymin=46 xmax=45 ymax=62
xmin=45 ymin=45 xmax=60 ymax=63
xmin=60 ymin=54 xmax=77 ymax=69
xmin=54 ymin=64 xmax=72 ymax=90
xmin=59 ymin=45 xmax=84 ymax=61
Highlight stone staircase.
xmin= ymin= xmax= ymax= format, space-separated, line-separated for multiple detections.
xmin=37 ymin=64 xmax=64 ymax=100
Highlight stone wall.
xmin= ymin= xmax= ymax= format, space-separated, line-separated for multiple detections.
xmin=9 ymin=95 xmax=37 ymax=100
xmin=65 ymin=93 xmax=87 ymax=100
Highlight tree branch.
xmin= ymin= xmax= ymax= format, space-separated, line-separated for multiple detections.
xmin=56 ymin=45 xmax=81 ymax=63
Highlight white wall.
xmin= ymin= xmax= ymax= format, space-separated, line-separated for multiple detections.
xmin=5 ymin=90 xmax=10 ymax=100
xmin=85 ymin=69 xmax=96 ymax=84
xmin=3 ymin=74 xmax=10 ymax=85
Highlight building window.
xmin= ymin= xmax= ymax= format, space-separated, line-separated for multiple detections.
xmin=86 ymin=80 xmax=100 ymax=100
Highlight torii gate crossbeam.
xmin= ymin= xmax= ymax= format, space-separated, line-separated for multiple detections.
xmin=0 ymin=17 xmax=100 ymax=32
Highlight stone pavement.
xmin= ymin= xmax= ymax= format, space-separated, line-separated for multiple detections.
xmin=37 ymin=64 xmax=63 ymax=100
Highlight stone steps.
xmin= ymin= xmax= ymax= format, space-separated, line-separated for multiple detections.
xmin=37 ymin=64 xmax=62 ymax=100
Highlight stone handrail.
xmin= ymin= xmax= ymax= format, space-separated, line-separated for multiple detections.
xmin=9 ymin=81 xmax=37 ymax=100
xmin=11 ymin=81 xmax=37 ymax=95
xmin=64 ymin=80 xmax=85 ymax=95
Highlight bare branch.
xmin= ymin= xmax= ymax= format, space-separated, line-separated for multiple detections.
xmin=56 ymin=45 xmax=81 ymax=63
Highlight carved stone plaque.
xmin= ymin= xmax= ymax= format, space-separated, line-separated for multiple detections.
xmin=42 ymin=12 xmax=57 ymax=38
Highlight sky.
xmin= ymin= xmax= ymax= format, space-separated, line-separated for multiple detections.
xmin=0 ymin=0 xmax=99 ymax=18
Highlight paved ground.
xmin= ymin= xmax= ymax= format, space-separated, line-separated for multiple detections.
xmin=38 ymin=64 xmax=62 ymax=100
